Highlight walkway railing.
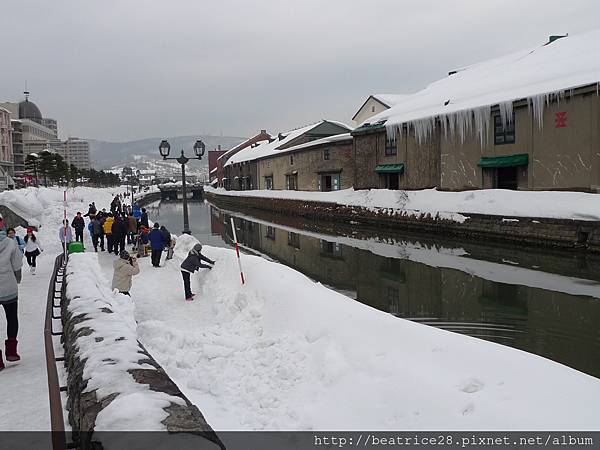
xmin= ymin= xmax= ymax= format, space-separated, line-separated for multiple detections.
xmin=44 ymin=253 xmax=68 ymax=450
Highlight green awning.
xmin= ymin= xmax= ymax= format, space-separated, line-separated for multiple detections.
xmin=375 ymin=163 xmax=405 ymax=174
xmin=478 ymin=153 xmax=529 ymax=168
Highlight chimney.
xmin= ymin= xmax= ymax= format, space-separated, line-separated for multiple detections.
xmin=547 ymin=34 xmax=568 ymax=45
xmin=278 ymin=133 xmax=285 ymax=141
xmin=218 ymin=145 xmax=221 ymax=151
xmin=261 ymin=129 xmax=266 ymax=134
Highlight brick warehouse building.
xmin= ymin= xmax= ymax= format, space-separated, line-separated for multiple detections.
xmin=353 ymin=31 xmax=600 ymax=192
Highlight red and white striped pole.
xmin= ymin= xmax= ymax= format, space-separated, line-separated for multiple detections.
xmin=230 ymin=217 xmax=245 ymax=285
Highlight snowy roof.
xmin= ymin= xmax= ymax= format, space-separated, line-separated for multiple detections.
xmin=372 ymin=94 xmax=407 ymax=108
xmin=210 ymin=178 xmax=218 ymax=185
xmin=209 ymin=167 xmax=217 ymax=174
xmin=271 ymin=133 xmax=352 ymax=155
xmin=366 ymin=29 xmax=600 ymax=145
xmin=225 ymin=120 xmax=351 ymax=166
xmin=217 ymin=137 xmax=253 ymax=162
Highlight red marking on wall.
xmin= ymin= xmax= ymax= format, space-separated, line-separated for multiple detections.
xmin=555 ymin=111 xmax=567 ymax=128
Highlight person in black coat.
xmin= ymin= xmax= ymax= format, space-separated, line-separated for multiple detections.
xmin=72 ymin=212 xmax=85 ymax=243
xmin=140 ymin=208 xmax=149 ymax=228
xmin=111 ymin=214 xmax=129 ymax=256
xmin=180 ymin=243 xmax=215 ymax=300
xmin=83 ymin=202 xmax=97 ymax=218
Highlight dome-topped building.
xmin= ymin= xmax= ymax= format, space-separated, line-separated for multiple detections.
xmin=18 ymin=99 xmax=43 ymax=123
xmin=18 ymin=92 xmax=43 ymax=123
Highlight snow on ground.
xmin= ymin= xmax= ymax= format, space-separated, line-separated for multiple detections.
xmin=205 ymin=186 xmax=600 ymax=222
xmin=96 ymin=233 xmax=600 ymax=431
xmin=1 ymin=186 xmax=600 ymax=432
xmin=0 ymin=186 xmax=127 ymax=430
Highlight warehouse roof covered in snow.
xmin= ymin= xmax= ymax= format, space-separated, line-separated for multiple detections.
xmin=365 ymin=29 xmax=600 ymax=145
xmin=225 ymin=120 xmax=351 ymax=166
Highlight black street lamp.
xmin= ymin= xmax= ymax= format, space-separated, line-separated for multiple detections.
xmin=158 ymin=139 xmax=205 ymax=234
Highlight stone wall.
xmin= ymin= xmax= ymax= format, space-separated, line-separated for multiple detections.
xmin=135 ymin=191 xmax=161 ymax=207
xmin=60 ymin=255 xmax=224 ymax=449
xmin=206 ymin=191 xmax=600 ymax=253
xmin=0 ymin=204 xmax=30 ymax=228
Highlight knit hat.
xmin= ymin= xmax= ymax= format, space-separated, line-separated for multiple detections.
xmin=120 ymin=250 xmax=130 ymax=260
xmin=27 ymin=227 xmax=33 ymax=233
xmin=192 ymin=243 xmax=203 ymax=253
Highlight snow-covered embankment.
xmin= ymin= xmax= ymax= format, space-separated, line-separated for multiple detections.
xmin=132 ymin=234 xmax=600 ymax=431
xmin=63 ymin=253 xmax=223 ymax=447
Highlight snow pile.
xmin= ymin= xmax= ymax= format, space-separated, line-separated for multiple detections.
xmin=127 ymin=235 xmax=600 ymax=430
xmin=0 ymin=187 xmax=119 ymax=227
xmin=366 ymin=29 xmax=600 ymax=145
xmin=205 ymin=186 xmax=600 ymax=222
xmin=65 ymin=253 xmax=185 ymax=430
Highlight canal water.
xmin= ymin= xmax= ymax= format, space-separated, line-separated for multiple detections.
xmin=145 ymin=200 xmax=600 ymax=378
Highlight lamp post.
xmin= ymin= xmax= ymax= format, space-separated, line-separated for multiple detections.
xmin=158 ymin=139 xmax=205 ymax=234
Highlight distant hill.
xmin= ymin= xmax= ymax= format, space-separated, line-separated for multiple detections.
xmin=89 ymin=135 xmax=246 ymax=170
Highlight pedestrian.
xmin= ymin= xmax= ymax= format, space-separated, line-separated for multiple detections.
xmin=111 ymin=250 xmax=139 ymax=296
xmin=110 ymin=195 xmax=121 ymax=215
xmin=180 ymin=243 xmax=215 ymax=301
xmin=127 ymin=212 xmax=137 ymax=245
xmin=83 ymin=202 xmax=97 ymax=218
xmin=103 ymin=214 xmax=115 ymax=254
xmin=6 ymin=228 xmax=25 ymax=253
xmin=90 ymin=216 xmax=104 ymax=252
xmin=58 ymin=220 xmax=73 ymax=253
xmin=72 ymin=212 xmax=85 ymax=243
xmin=111 ymin=214 xmax=128 ymax=256
xmin=140 ymin=208 xmax=149 ymax=228
xmin=160 ymin=226 xmax=172 ymax=259
xmin=167 ymin=234 xmax=176 ymax=260
xmin=148 ymin=222 xmax=166 ymax=267
xmin=133 ymin=203 xmax=141 ymax=223
xmin=0 ymin=215 xmax=23 ymax=370
xmin=25 ymin=227 xmax=43 ymax=274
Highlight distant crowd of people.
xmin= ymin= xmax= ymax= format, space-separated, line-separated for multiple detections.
xmin=0 ymin=192 xmax=217 ymax=370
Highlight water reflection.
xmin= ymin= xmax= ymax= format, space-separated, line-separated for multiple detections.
xmin=149 ymin=199 xmax=600 ymax=378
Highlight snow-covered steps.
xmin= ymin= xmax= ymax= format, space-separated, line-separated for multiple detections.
xmin=62 ymin=253 xmax=223 ymax=448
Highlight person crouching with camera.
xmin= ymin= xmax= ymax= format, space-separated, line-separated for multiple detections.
xmin=112 ymin=250 xmax=140 ymax=296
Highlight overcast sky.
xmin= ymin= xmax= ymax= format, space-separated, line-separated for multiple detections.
xmin=1 ymin=0 xmax=599 ymax=142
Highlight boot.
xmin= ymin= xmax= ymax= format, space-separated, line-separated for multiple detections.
xmin=0 ymin=351 xmax=4 ymax=371
xmin=5 ymin=338 xmax=20 ymax=362
xmin=31 ymin=266 xmax=36 ymax=275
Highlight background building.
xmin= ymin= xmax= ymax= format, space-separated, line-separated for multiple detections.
xmin=0 ymin=107 xmax=14 ymax=190
xmin=10 ymin=120 xmax=24 ymax=181
xmin=63 ymin=137 xmax=91 ymax=170
xmin=0 ymin=94 xmax=61 ymax=160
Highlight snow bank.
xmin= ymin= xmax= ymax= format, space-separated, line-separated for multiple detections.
xmin=130 ymin=235 xmax=600 ymax=431
xmin=65 ymin=253 xmax=186 ymax=430
xmin=0 ymin=187 xmax=122 ymax=227
xmin=205 ymin=186 xmax=600 ymax=222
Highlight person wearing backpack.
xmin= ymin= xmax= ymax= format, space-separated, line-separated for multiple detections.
xmin=6 ymin=228 xmax=25 ymax=253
